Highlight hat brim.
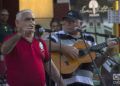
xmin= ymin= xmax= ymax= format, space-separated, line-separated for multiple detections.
xmin=62 ymin=16 xmax=76 ymax=21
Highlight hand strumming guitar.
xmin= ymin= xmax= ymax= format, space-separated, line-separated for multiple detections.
xmin=106 ymin=38 xmax=118 ymax=56
xmin=61 ymin=45 xmax=79 ymax=60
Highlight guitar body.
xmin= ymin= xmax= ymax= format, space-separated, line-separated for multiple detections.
xmin=51 ymin=40 xmax=96 ymax=74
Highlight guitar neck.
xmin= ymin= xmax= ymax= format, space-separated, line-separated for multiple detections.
xmin=90 ymin=42 xmax=107 ymax=51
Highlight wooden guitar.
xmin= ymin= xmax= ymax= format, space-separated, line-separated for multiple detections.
xmin=51 ymin=40 xmax=111 ymax=74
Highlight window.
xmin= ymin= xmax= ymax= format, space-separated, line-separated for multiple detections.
xmin=19 ymin=0 xmax=53 ymax=18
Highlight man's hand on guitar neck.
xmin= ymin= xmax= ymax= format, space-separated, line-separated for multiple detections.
xmin=61 ymin=45 xmax=79 ymax=59
xmin=106 ymin=38 xmax=118 ymax=56
xmin=107 ymin=38 xmax=118 ymax=48
xmin=46 ymin=40 xmax=79 ymax=59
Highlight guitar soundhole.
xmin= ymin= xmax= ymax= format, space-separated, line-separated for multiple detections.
xmin=64 ymin=61 xmax=69 ymax=65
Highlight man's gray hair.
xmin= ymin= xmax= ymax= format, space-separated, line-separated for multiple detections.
xmin=16 ymin=9 xmax=32 ymax=20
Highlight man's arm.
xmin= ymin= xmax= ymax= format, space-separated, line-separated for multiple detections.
xmin=1 ymin=33 xmax=21 ymax=54
xmin=1 ymin=25 xmax=34 ymax=54
xmin=45 ymin=40 xmax=62 ymax=51
xmin=44 ymin=60 xmax=66 ymax=86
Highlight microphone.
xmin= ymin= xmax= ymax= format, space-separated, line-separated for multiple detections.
xmin=93 ymin=33 xmax=116 ymax=38
xmin=75 ymin=25 xmax=87 ymax=32
xmin=81 ymin=25 xmax=87 ymax=29
xmin=35 ymin=24 xmax=54 ymax=34
xmin=76 ymin=28 xmax=116 ymax=38
xmin=39 ymin=27 xmax=54 ymax=33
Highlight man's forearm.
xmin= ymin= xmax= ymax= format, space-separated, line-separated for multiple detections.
xmin=46 ymin=40 xmax=62 ymax=52
xmin=1 ymin=33 xmax=21 ymax=54
xmin=45 ymin=60 xmax=65 ymax=86
xmin=45 ymin=40 xmax=68 ymax=53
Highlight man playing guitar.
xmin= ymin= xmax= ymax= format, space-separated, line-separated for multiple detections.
xmin=46 ymin=10 xmax=117 ymax=86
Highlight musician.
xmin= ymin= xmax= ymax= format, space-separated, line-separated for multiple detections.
xmin=46 ymin=10 xmax=117 ymax=86
xmin=1 ymin=9 xmax=65 ymax=86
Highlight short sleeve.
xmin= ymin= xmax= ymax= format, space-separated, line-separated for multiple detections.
xmin=39 ymin=38 xmax=50 ymax=62
xmin=2 ymin=34 xmax=17 ymax=56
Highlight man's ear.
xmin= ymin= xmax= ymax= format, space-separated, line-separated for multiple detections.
xmin=15 ymin=20 xmax=19 ymax=26
xmin=15 ymin=20 xmax=20 ymax=32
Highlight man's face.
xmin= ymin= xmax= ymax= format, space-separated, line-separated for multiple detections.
xmin=16 ymin=12 xmax=35 ymax=36
xmin=0 ymin=11 xmax=9 ymax=23
xmin=62 ymin=19 xmax=76 ymax=33
xmin=62 ymin=19 xmax=83 ymax=34
xmin=74 ymin=19 xmax=83 ymax=29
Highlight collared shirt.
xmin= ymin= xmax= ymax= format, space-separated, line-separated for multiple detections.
xmin=4 ymin=34 xmax=50 ymax=86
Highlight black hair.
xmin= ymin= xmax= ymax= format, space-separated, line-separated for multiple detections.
xmin=50 ymin=18 xmax=61 ymax=27
xmin=0 ymin=9 xmax=9 ymax=14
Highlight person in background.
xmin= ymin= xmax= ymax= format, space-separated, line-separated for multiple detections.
xmin=0 ymin=9 xmax=13 ymax=84
xmin=0 ymin=9 xmax=13 ymax=48
xmin=46 ymin=10 xmax=117 ymax=86
xmin=40 ymin=18 xmax=62 ymax=40
xmin=1 ymin=9 xmax=65 ymax=86
xmin=50 ymin=18 xmax=61 ymax=32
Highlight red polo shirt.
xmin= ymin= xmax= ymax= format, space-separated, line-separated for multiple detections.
xmin=4 ymin=34 xmax=50 ymax=86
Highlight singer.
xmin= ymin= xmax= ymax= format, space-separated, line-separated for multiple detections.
xmin=0 ymin=9 xmax=65 ymax=86
xmin=46 ymin=10 xmax=117 ymax=86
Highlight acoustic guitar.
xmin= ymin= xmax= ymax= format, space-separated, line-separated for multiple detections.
xmin=51 ymin=40 xmax=113 ymax=74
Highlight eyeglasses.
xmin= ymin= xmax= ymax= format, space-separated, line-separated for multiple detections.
xmin=0 ymin=14 xmax=9 ymax=16
xmin=24 ymin=18 xmax=35 ymax=21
